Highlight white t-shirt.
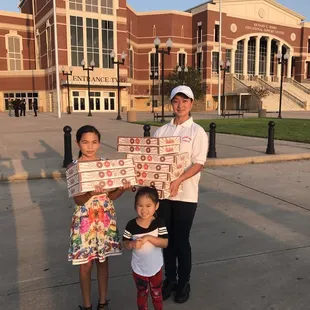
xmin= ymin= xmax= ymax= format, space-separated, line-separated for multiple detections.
xmin=123 ymin=217 xmax=168 ymax=277
xmin=154 ymin=117 xmax=208 ymax=203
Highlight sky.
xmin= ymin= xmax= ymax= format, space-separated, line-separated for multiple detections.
xmin=1 ymin=0 xmax=309 ymax=21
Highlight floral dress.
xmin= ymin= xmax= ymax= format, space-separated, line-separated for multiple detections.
xmin=68 ymin=164 xmax=122 ymax=265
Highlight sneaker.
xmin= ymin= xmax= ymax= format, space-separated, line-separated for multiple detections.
xmin=174 ymin=282 xmax=191 ymax=304
xmin=162 ymin=279 xmax=177 ymax=301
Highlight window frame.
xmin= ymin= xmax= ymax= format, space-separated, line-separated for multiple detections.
xmin=6 ymin=34 xmax=23 ymax=71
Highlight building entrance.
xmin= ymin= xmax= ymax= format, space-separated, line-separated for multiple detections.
xmin=3 ymin=92 xmax=39 ymax=110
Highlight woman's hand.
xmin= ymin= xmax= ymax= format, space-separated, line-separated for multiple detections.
xmin=169 ymin=178 xmax=182 ymax=197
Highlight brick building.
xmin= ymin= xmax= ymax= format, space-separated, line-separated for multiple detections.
xmin=0 ymin=0 xmax=310 ymax=113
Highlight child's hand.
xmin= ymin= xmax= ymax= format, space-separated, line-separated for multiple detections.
xmin=119 ymin=180 xmax=132 ymax=192
xmin=90 ymin=185 xmax=106 ymax=196
xmin=133 ymin=239 xmax=143 ymax=250
xmin=140 ymin=236 xmax=149 ymax=245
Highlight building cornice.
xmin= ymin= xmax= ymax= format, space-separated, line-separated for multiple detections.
xmin=207 ymin=0 xmax=305 ymax=21
xmin=126 ymin=4 xmax=192 ymax=17
xmin=0 ymin=10 xmax=32 ymax=19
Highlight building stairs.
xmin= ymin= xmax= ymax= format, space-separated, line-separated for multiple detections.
xmin=235 ymin=76 xmax=307 ymax=112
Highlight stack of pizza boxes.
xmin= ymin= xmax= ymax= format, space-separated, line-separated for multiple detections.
xmin=66 ymin=158 xmax=137 ymax=197
xmin=117 ymin=136 xmax=188 ymax=199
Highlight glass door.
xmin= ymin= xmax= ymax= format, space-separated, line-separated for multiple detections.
xmin=73 ymin=91 xmax=86 ymax=112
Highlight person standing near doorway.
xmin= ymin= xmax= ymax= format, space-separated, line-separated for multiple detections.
xmin=20 ymin=99 xmax=26 ymax=116
xmin=33 ymin=99 xmax=38 ymax=117
xmin=8 ymin=98 xmax=13 ymax=117
xmin=14 ymin=99 xmax=20 ymax=117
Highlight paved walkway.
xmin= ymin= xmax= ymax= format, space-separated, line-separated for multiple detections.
xmin=2 ymin=161 xmax=310 ymax=309
xmin=0 ymin=112 xmax=310 ymax=180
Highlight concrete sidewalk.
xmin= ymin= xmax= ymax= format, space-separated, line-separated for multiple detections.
xmin=2 ymin=161 xmax=310 ymax=309
xmin=0 ymin=112 xmax=310 ymax=180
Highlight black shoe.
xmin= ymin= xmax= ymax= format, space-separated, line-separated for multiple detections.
xmin=162 ymin=279 xmax=177 ymax=301
xmin=174 ymin=282 xmax=191 ymax=304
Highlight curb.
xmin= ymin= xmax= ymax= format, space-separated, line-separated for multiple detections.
xmin=1 ymin=170 xmax=66 ymax=182
xmin=1 ymin=153 xmax=310 ymax=182
xmin=205 ymin=153 xmax=310 ymax=167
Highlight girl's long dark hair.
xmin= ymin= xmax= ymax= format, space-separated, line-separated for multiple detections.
xmin=134 ymin=186 xmax=159 ymax=209
xmin=76 ymin=125 xmax=101 ymax=158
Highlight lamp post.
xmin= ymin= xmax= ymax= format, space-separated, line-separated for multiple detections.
xmin=220 ymin=60 xmax=231 ymax=115
xmin=154 ymin=36 xmax=173 ymax=123
xmin=61 ymin=66 xmax=73 ymax=114
xmin=177 ymin=65 xmax=188 ymax=85
xmin=81 ymin=59 xmax=95 ymax=117
xmin=110 ymin=50 xmax=127 ymax=120
xmin=150 ymin=70 xmax=158 ymax=113
xmin=276 ymin=50 xmax=289 ymax=119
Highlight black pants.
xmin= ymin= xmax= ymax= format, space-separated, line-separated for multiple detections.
xmin=34 ymin=109 xmax=37 ymax=116
xmin=158 ymin=199 xmax=197 ymax=284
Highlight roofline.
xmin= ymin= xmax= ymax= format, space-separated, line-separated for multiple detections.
xmin=0 ymin=10 xmax=32 ymax=19
xmin=126 ymin=4 xmax=192 ymax=17
xmin=185 ymin=1 xmax=212 ymax=13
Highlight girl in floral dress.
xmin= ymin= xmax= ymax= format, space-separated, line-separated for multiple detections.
xmin=68 ymin=125 xmax=131 ymax=310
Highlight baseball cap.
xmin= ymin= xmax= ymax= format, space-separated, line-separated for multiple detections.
xmin=170 ymin=85 xmax=194 ymax=101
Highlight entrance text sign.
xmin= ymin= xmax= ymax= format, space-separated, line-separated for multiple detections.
xmin=245 ymin=23 xmax=285 ymax=36
xmin=72 ymin=76 xmax=127 ymax=85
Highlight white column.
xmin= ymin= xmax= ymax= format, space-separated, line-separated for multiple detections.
xmin=230 ymin=48 xmax=236 ymax=74
xmin=266 ymin=37 xmax=272 ymax=78
xmin=277 ymin=42 xmax=283 ymax=79
xmin=243 ymin=38 xmax=248 ymax=78
xmin=287 ymin=52 xmax=292 ymax=79
xmin=255 ymin=36 xmax=261 ymax=76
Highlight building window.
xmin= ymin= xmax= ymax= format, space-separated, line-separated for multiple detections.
xmin=70 ymin=16 xmax=84 ymax=66
xmin=308 ymin=39 xmax=310 ymax=53
xmin=212 ymin=51 xmax=219 ymax=73
xmin=129 ymin=49 xmax=134 ymax=78
xmin=196 ymin=52 xmax=202 ymax=72
xmin=102 ymin=20 xmax=114 ymax=68
xmin=86 ymin=18 xmax=99 ymax=67
xmin=101 ymin=0 xmax=113 ymax=15
xmin=225 ymin=49 xmax=231 ymax=72
xmin=86 ymin=0 xmax=98 ymax=13
xmin=69 ymin=0 xmax=82 ymax=10
xmin=7 ymin=36 xmax=22 ymax=70
xmin=247 ymin=38 xmax=255 ymax=75
xmin=215 ymin=24 xmax=219 ymax=42
xmin=307 ymin=62 xmax=310 ymax=79
xmin=178 ymin=53 xmax=186 ymax=68
xmin=46 ymin=26 xmax=52 ymax=67
xmin=197 ymin=24 xmax=202 ymax=44
xmin=150 ymin=53 xmax=159 ymax=79
xmin=235 ymin=40 xmax=244 ymax=74
xmin=259 ymin=38 xmax=267 ymax=75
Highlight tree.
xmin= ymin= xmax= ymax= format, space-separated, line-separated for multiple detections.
xmin=248 ymin=86 xmax=270 ymax=110
xmin=164 ymin=66 xmax=205 ymax=101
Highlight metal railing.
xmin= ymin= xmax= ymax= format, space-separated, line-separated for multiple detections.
xmin=257 ymin=77 xmax=307 ymax=109
xmin=285 ymin=78 xmax=310 ymax=95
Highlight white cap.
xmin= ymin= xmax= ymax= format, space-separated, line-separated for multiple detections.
xmin=170 ymin=85 xmax=194 ymax=101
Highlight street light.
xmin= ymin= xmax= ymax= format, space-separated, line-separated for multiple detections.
xmin=220 ymin=60 xmax=231 ymax=115
xmin=61 ymin=66 xmax=73 ymax=114
xmin=81 ymin=59 xmax=95 ymax=117
xmin=154 ymin=37 xmax=173 ymax=123
xmin=276 ymin=50 xmax=289 ymax=119
xmin=150 ymin=70 xmax=158 ymax=113
xmin=177 ymin=65 xmax=188 ymax=85
xmin=110 ymin=50 xmax=127 ymax=120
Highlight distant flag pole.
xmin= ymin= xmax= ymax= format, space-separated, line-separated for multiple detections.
xmin=218 ymin=0 xmax=222 ymax=116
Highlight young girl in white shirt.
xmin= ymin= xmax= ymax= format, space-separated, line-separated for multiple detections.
xmin=123 ymin=187 xmax=168 ymax=310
